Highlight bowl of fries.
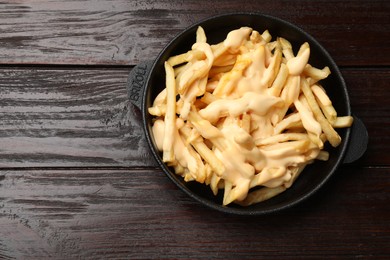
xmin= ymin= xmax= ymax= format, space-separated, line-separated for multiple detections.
xmin=128 ymin=13 xmax=367 ymax=215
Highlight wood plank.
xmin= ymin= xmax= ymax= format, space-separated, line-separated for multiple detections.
xmin=0 ymin=67 xmax=388 ymax=167
xmin=343 ymin=68 xmax=390 ymax=166
xmin=0 ymin=166 xmax=388 ymax=258
xmin=0 ymin=0 xmax=388 ymax=66
xmin=0 ymin=68 xmax=155 ymax=167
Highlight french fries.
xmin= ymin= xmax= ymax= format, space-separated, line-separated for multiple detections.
xmin=162 ymin=62 xmax=176 ymax=163
xmin=148 ymin=26 xmax=353 ymax=206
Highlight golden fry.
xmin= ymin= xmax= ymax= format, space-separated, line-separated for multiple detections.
xmin=168 ymin=49 xmax=205 ymax=67
xmin=196 ymin=26 xmax=207 ymax=43
xmin=301 ymin=77 xmax=341 ymax=147
xmin=235 ymin=186 xmax=286 ymax=206
xmin=311 ymin=84 xmax=337 ymax=124
xmin=304 ymin=65 xmax=331 ymax=85
xmin=268 ymin=63 xmax=289 ymax=97
xmin=333 ymin=116 xmax=354 ymax=128
xmin=162 ymin=62 xmax=176 ymax=162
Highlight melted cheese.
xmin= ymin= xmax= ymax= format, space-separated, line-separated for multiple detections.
xmin=150 ymin=27 xmax=330 ymax=204
xmin=224 ymin=27 xmax=252 ymax=53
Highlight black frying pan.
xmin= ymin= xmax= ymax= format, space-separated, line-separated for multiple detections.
xmin=127 ymin=13 xmax=368 ymax=215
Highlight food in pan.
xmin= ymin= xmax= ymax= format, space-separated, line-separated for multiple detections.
xmin=148 ymin=26 xmax=353 ymax=206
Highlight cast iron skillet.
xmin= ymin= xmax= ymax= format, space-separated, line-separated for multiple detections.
xmin=127 ymin=13 xmax=368 ymax=215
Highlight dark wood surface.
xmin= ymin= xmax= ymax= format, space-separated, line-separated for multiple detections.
xmin=0 ymin=0 xmax=389 ymax=259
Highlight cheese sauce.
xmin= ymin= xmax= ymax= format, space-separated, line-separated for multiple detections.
xmin=151 ymin=27 xmax=323 ymax=204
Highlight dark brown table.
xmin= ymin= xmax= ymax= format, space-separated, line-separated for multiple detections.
xmin=0 ymin=1 xmax=389 ymax=259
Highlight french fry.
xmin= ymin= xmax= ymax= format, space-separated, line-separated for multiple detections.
xmin=301 ymin=77 xmax=341 ymax=147
xmin=316 ymin=150 xmax=330 ymax=161
xmin=261 ymin=139 xmax=311 ymax=155
xmin=255 ymin=133 xmax=309 ymax=146
xmin=278 ymin=37 xmax=294 ymax=60
xmin=177 ymin=43 xmax=214 ymax=94
xmin=148 ymin=104 xmax=166 ymax=117
xmin=304 ymin=64 xmax=331 ymax=85
xmin=174 ymin=62 xmax=192 ymax=77
xmin=223 ymin=178 xmax=251 ymax=205
xmin=168 ymin=49 xmax=205 ymax=67
xmin=188 ymin=110 xmax=225 ymax=144
xmin=283 ymin=165 xmax=306 ymax=188
xmin=212 ymin=53 xmax=237 ymax=67
xmin=148 ymin=89 xmax=167 ymax=116
xmin=294 ymin=95 xmax=324 ymax=148
xmin=223 ymin=181 xmax=233 ymax=205
xmin=211 ymin=42 xmax=229 ymax=60
xmin=240 ymin=113 xmax=251 ymax=133
xmin=249 ymin=167 xmax=286 ymax=189
xmin=274 ymin=75 xmax=300 ymax=123
xmin=250 ymin=30 xmax=262 ymax=43
xmin=261 ymin=30 xmax=272 ymax=43
xmin=264 ymin=48 xmax=283 ymax=88
xmin=210 ymin=172 xmax=222 ymax=195
xmin=311 ymin=84 xmax=337 ymax=124
xmin=286 ymin=42 xmax=310 ymax=76
xmin=162 ymin=62 xmax=176 ymax=162
xmin=200 ymin=92 xmax=218 ymax=104
xmin=235 ymin=186 xmax=286 ymax=206
xmin=173 ymin=164 xmax=185 ymax=176
xmin=196 ymin=26 xmax=207 ymax=43
xmin=179 ymin=76 xmax=207 ymax=119
xmin=268 ymin=63 xmax=289 ymax=97
xmin=333 ymin=116 xmax=354 ymax=128
xmin=273 ymin=112 xmax=301 ymax=134
xmin=208 ymin=64 xmax=234 ymax=78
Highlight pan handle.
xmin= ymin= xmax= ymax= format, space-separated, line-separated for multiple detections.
xmin=342 ymin=115 xmax=368 ymax=164
xmin=127 ymin=60 xmax=155 ymax=111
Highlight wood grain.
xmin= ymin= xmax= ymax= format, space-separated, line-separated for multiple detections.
xmin=343 ymin=68 xmax=390 ymax=166
xmin=0 ymin=0 xmax=389 ymax=66
xmin=0 ymin=68 xmax=388 ymax=167
xmin=0 ymin=166 xmax=388 ymax=259
xmin=0 ymin=68 xmax=156 ymax=167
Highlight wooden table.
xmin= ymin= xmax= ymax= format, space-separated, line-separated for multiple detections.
xmin=0 ymin=1 xmax=389 ymax=259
